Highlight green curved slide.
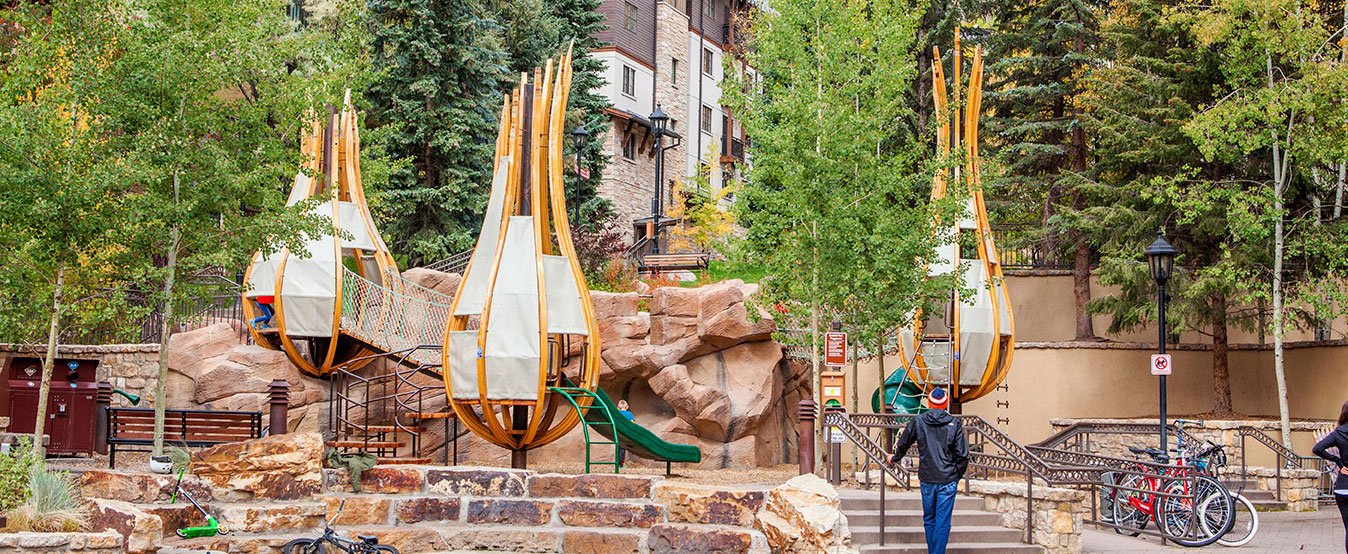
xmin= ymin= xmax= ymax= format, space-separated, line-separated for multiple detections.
xmin=870 ymin=368 xmax=926 ymax=414
xmin=559 ymin=377 xmax=702 ymax=464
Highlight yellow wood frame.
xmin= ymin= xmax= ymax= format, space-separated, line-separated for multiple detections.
xmin=899 ymin=32 xmax=1016 ymax=404
xmin=441 ymin=48 xmax=602 ymax=452
xmin=241 ymin=93 xmax=394 ymax=377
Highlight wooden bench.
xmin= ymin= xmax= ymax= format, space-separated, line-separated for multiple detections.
xmin=640 ymin=252 xmax=712 ymax=274
xmin=106 ymin=407 xmax=262 ymax=468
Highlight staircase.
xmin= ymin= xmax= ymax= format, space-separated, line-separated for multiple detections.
xmin=839 ymin=489 xmax=1043 ymax=553
xmin=327 ymin=348 xmax=467 ymax=465
xmin=1222 ymin=477 xmax=1289 ymax=511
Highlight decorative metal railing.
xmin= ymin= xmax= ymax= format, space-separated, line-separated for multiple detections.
xmin=339 ymin=268 xmax=453 ymax=367
xmin=424 ymin=249 xmax=474 ymax=275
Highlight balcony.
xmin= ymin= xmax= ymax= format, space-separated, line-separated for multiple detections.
xmin=721 ymin=136 xmax=745 ymax=162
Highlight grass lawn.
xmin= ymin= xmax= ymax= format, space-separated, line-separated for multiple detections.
xmin=679 ymin=259 xmax=767 ymax=287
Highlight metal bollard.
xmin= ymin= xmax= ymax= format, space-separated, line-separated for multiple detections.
xmin=798 ymin=399 xmax=817 ymax=475
xmin=268 ymin=380 xmax=290 ymax=435
xmin=94 ymin=382 xmax=112 ymax=455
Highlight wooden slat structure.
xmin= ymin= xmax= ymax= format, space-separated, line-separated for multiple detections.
xmin=639 ymin=252 xmax=711 ymax=273
xmin=106 ymin=407 xmax=262 ymax=468
xmin=241 ymin=92 xmax=453 ymax=376
xmin=442 ymin=47 xmax=603 ymax=465
xmin=895 ymin=31 xmax=1015 ymax=405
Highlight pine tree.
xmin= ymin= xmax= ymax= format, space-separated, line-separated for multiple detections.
xmin=544 ymin=0 xmax=612 ymax=225
xmin=984 ymin=0 xmax=1106 ymax=340
xmin=366 ymin=0 xmax=509 ymax=265
xmin=1080 ymin=0 xmax=1256 ymax=414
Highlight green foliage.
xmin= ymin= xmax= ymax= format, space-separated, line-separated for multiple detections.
xmin=366 ymin=0 xmax=510 ymax=266
xmin=7 ymin=465 xmax=87 ymax=533
xmin=543 ymin=0 xmax=613 ymax=222
xmin=0 ymin=440 xmax=39 ymax=516
xmin=722 ymin=0 xmax=964 ymax=351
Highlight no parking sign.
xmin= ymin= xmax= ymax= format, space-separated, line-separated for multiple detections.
xmin=1150 ymin=354 xmax=1172 ymax=376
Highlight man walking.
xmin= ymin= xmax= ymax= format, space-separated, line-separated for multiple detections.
xmin=889 ymin=387 xmax=968 ymax=554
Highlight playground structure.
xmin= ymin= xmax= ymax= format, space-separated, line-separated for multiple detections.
xmin=242 ymin=92 xmax=453 ymax=377
xmin=876 ymin=34 xmax=1015 ymax=413
xmin=441 ymin=50 xmax=699 ymax=470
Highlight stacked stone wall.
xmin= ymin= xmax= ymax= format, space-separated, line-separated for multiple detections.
xmin=967 ymin=479 xmax=1088 ymax=554
xmin=0 ymin=344 xmax=160 ymax=415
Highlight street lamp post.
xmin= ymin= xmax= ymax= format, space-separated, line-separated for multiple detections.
xmin=1145 ymin=229 xmax=1177 ymax=462
xmin=649 ymin=105 xmax=669 ymax=254
xmin=570 ymin=125 xmax=589 ymax=222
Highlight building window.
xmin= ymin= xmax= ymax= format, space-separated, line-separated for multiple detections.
xmin=702 ymin=0 xmax=712 ymax=19
xmin=701 ymin=105 xmax=712 ymax=133
xmin=671 ymin=59 xmax=679 ymax=87
xmin=625 ymin=2 xmax=638 ymax=32
xmin=622 ymin=134 xmax=636 ymax=160
xmin=702 ymin=48 xmax=714 ymax=76
xmin=622 ymin=65 xmax=636 ymax=98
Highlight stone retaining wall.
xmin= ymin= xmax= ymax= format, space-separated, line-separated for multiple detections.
xmin=0 ymin=532 xmax=122 ymax=553
xmin=1229 ymin=466 xmax=1322 ymax=512
xmin=966 ymin=479 xmax=1088 ymax=554
xmin=77 ymin=462 xmax=855 ymax=554
xmin=1050 ymin=417 xmax=1330 ymax=511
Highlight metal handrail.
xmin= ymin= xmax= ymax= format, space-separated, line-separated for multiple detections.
xmin=424 ymin=249 xmax=474 ymax=275
xmin=843 ymin=411 xmax=1208 ymax=546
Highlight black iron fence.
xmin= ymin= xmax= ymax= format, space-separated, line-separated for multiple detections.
xmin=990 ymin=222 xmax=1072 ymax=270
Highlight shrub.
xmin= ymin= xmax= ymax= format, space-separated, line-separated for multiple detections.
xmin=592 ymin=255 xmax=638 ymax=292
xmin=0 ymin=439 xmax=38 ymax=515
xmin=6 ymin=465 xmax=88 ymax=532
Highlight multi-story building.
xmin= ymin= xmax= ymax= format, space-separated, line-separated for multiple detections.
xmin=589 ymin=0 xmax=753 ymax=244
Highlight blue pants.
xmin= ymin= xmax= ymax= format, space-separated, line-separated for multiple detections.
xmin=250 ymin=303 xmax=275 ymax=330
xmin=920 ymin=480 xmax=958 ymax=554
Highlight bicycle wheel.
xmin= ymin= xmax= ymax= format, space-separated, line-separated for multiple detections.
xmin=1214 ymin=493 xmax=1258 ymax=547
xmin=282 ymin=538 xmax=327 ymax=554
xmin=1162 ymin=475 xmax=1233 ymax=547
xmin=1110 ymin=472 xmax=1148 ymax=536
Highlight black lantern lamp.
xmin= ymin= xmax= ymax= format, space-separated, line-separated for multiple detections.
xmin=1145 ymin=231 xmax=1177 ymax=284
xmin=1144 ymin=228 xmax=1177 ymax=462
xmin=570 ymin=124 xmax=590 ymax=221
xmin=649 ymin=105 xmax=670 ymax=254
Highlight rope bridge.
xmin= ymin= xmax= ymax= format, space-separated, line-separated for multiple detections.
xmin=339 ymin=268 xmax=454 ymax=367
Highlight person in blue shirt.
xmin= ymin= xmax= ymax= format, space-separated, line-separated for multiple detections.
xmin=616 ymin=399 xmax=636 ymax=467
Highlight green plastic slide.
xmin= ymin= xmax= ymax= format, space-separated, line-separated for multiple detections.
xmin=870 ymin=368 xmax=926 ymax=414
xmin=560 ymin=377 xmax=702 ymax=464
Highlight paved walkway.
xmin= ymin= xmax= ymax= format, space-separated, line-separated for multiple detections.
xmin=1084 ymin=509 xmax=1344 ymax=553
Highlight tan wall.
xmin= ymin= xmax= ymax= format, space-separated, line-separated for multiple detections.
xmin=1005 ymin=273 xmax=1343 ymax=344
xmin=831 ymin=273 xmax=1348 ymax=448
xmin=837 ymin=343 xmax=1346 ymax=447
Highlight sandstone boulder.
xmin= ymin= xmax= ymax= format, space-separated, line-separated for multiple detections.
xmin=754 ymin=474 xmax=854 ymax=554
xmin=401 ymin=268 xmax=462 ymax=298
xmin=88 ymin=499 xmax=163 ymax=554
xmin=189 ymin=432 xmax=323 ymax=501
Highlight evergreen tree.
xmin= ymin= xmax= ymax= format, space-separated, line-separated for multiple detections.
xmin=984 ymin=0 xmax=1106 ymax=340
xmin=544 ymin=0 xmax=612 ymax=225
xmin=366 ymin=0 xmax=509 ymax=266
xmin=1080 ymin=0 xmax=1257 ymax=414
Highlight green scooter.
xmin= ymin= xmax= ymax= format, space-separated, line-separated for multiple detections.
xmin=169 ymin=468 xmax=228 ymax=538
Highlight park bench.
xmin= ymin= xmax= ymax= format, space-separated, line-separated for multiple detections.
xmin=640 ymin=252 xmax=712 ymax=274
xmin=106 ymin=407 xmax=262 ymax=468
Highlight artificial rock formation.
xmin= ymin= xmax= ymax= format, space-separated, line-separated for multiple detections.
xmin=160 ymin=269 xmax=806 ymax=469
xmin=189 ymin=432 xmax=324 ymax=501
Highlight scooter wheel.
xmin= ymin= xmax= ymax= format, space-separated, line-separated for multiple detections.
xmin=217 ymin=526 xmax=229 ymax=535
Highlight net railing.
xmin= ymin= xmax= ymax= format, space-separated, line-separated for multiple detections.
xmin=340 ymin=268 xmax=453 ymax=367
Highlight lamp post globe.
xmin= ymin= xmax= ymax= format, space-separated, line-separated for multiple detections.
xmin=649 ymin=105 xmax=669 ymax=254
xmin=1144 ymin=228 xmax=1177 ymax=461
xmin=570 ymin=125 xmax=589 ymax=221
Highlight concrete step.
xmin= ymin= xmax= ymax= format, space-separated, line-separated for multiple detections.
xmin=839 ymin=494 xmax=984 ymax=512
xmin=852 ymin=525 xmax=1023 ymax=544
xmin=860 ymin=542 xmax=1043 ymax=553
xmin=845 ymin=509 xmax=1003 ymax=527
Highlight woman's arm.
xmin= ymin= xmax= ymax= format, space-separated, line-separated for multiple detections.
xmin=1312 ymin=432 xmax=1342 ymax=467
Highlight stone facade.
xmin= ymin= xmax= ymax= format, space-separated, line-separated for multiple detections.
xmin=967 ymin=479 xmax=1088 ymax=554
xmin=79 ymin=457 xmax=806 ymax=554
xmin=599 ymin=116 xmax=662 ymax=243
xmin=1229 ymin=466 xmax=1323 ymax=512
